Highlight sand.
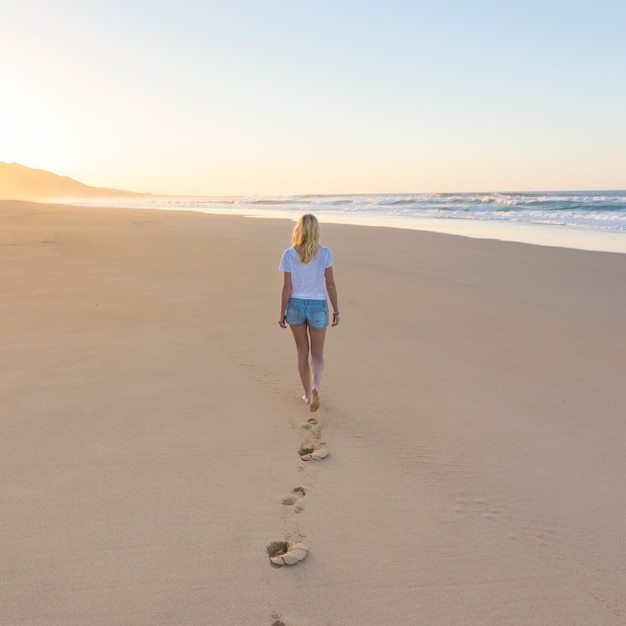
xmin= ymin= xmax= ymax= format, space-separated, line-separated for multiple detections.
xmin=1 ymin=200 xmax=625 ymax=625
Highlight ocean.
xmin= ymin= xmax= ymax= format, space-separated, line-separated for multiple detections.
xmin=80 ymin=190 xmax=626 ymax=253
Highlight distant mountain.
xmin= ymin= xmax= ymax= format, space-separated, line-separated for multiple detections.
xmin=0 ymin=162 xmax=151 ymax=201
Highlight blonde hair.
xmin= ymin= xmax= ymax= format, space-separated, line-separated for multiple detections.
xmin=292 ymin=214 xmax=320 ymax=264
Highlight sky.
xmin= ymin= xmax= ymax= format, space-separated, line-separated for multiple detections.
xmin=1 ymin=0 xmax=625 ymax=196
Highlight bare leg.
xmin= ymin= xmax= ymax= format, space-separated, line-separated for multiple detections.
xmin=290 ymin=324 xmax=312 ymax=403
xmin=309 ymin=327 xmax=327 ymax=411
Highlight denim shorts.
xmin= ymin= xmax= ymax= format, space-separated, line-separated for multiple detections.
xmin=286 ymin=298 xmax=329 ymax=330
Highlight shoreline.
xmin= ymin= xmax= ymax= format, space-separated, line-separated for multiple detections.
xmin=68 ymin=199 xmax=626 ymax=254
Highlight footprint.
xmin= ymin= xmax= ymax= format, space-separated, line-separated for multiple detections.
xmin=302 ymin=417 xmax=318 ymax=430
xmin=266 ymin=540 xmax=308 ymax=567
xmin=298 ymin=445 xmax=329 ymax=461
xmin=281 ymin=487 xmax=306 ymax=506
xmin=271 ymin=612 xmax=285 ymax=626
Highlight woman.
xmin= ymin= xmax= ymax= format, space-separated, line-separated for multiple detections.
xmin=278 ymin=214 xmax=339 ymax=412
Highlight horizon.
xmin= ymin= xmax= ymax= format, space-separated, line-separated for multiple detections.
xmin=2 ymin=1 xmax=625 ymax=196
xmin=2 ymin=161 xmax=626 ymax=199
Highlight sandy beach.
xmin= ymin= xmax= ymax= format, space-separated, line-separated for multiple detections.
xmin=2 ymin=200 xmax=625 ymax=625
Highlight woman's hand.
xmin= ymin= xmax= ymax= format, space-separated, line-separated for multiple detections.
xmin=332 ymin=312 xmax=340 ymax=327
xmin=278 ymin=316 xmax=287 ymax=328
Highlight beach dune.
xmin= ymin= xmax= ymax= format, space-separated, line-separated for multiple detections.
xmin=0 ymin=162 xmax=149 ymax=201
xmin=1 ymin=200 xmax=625 ymax=624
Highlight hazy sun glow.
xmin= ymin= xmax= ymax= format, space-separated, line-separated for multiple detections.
xmin=1 ymin=0 xmax=625 ymax=195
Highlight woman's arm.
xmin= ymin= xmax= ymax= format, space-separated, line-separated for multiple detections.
xmin=279 ymin=272 xmax=293 ymax=328
xmin=325 ymin=266 xmax=340 ymax=326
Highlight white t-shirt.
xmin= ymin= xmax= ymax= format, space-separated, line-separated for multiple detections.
xmin=279 ymin=246 xmax=333 ymax=300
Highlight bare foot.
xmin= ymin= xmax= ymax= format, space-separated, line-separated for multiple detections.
xmin=310 ymin=388 xmax=320 ymax=412
xmin=302 ymin=395 xmax=311 ymax=405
